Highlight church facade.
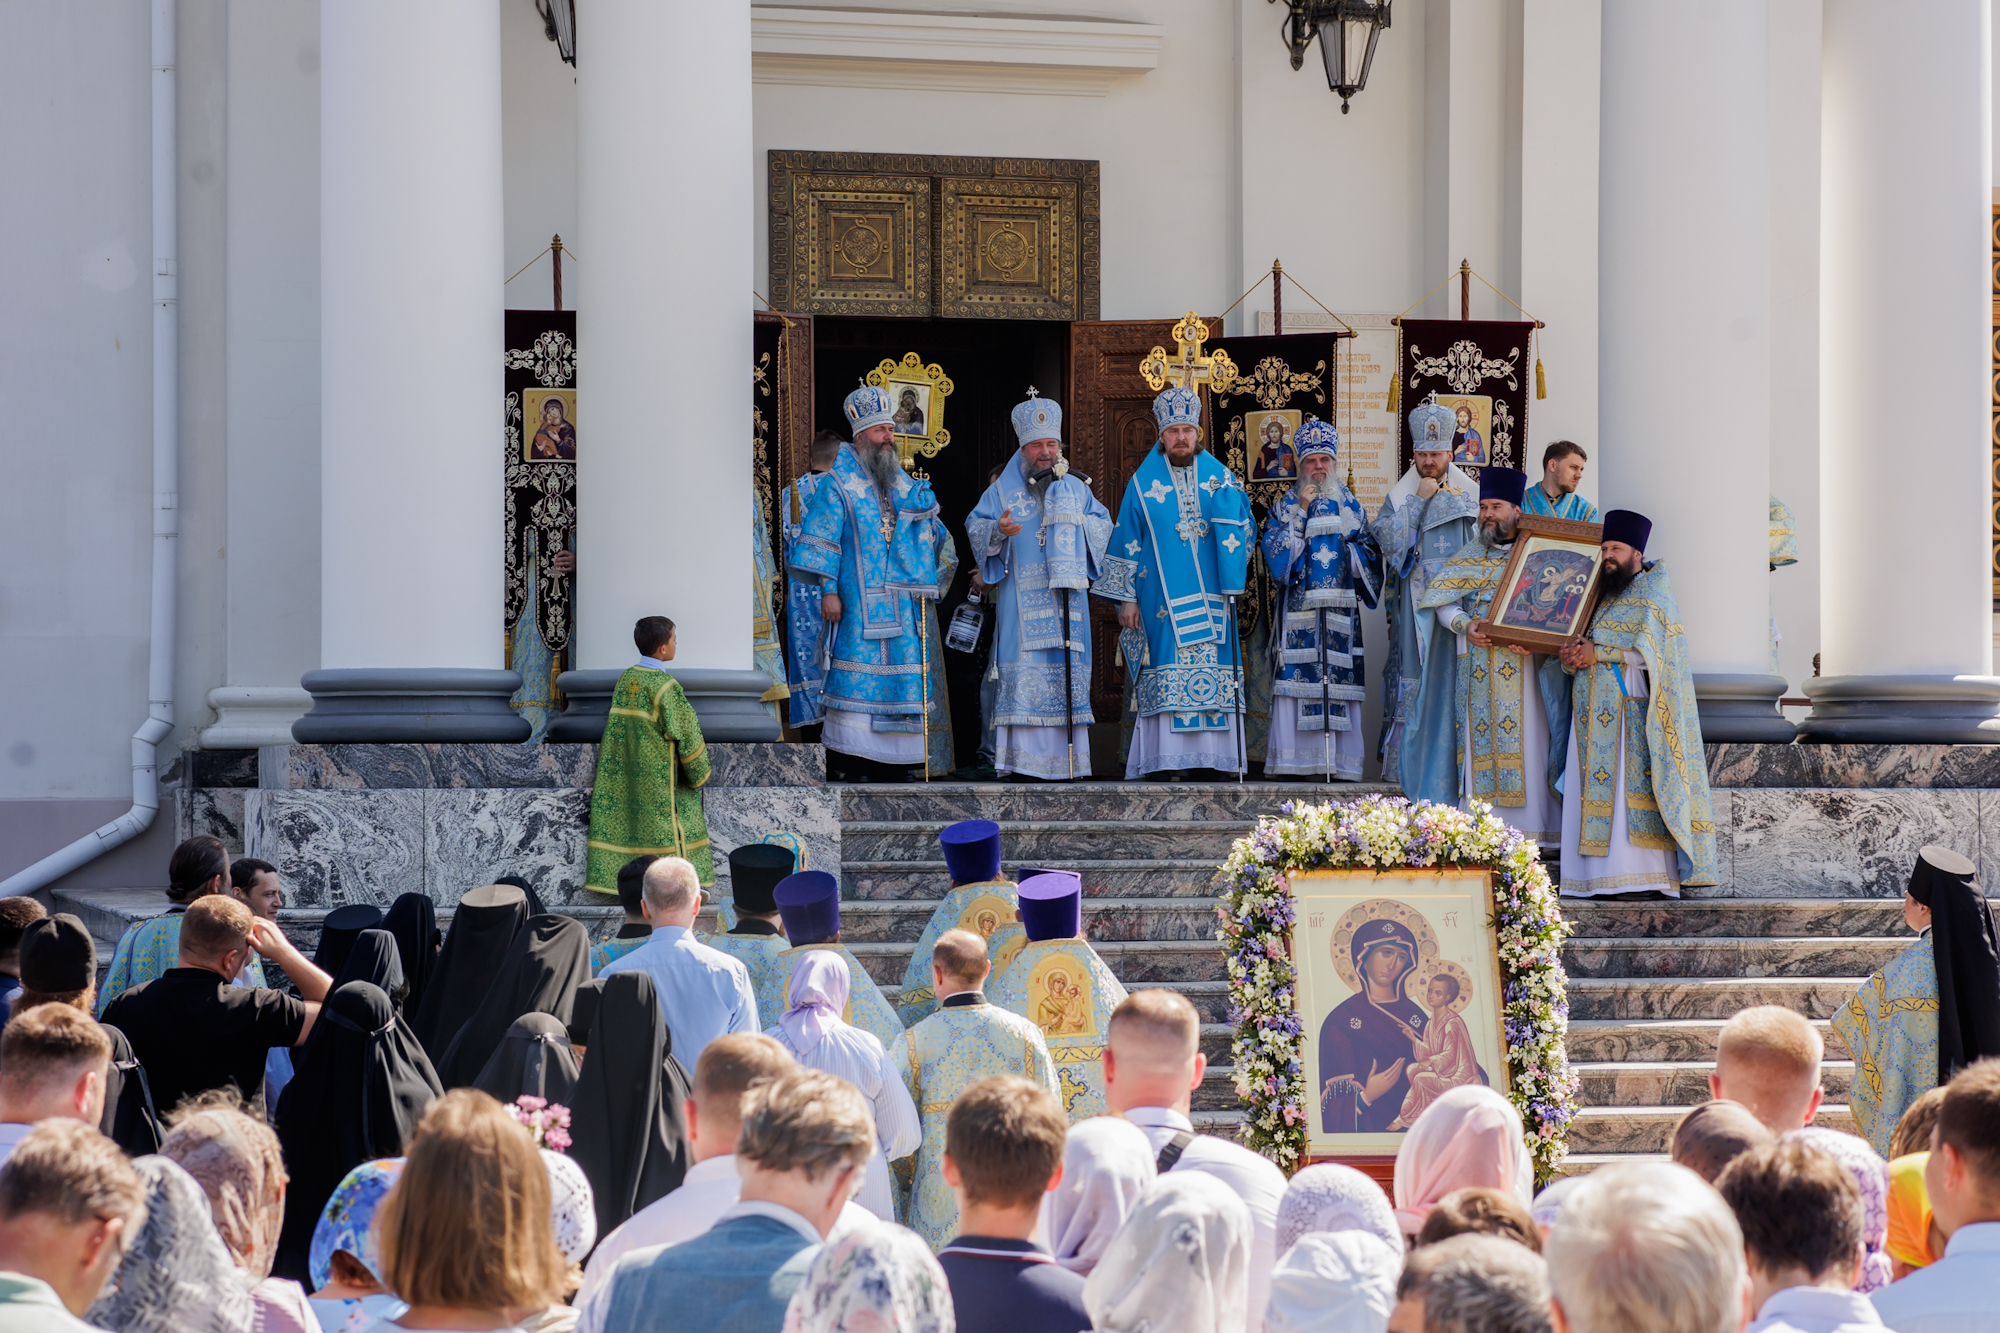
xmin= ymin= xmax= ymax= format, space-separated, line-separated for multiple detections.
xmin=3 ymin=0 xmax=1996 ymax=889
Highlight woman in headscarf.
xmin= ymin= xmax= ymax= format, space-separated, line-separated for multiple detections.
xmin=1083 ymin=1173 xmax=1252 ymax=1333
xmin=1262 ymin=1232 xmax=1400 ymax=1333
xmin=473 ymin=1013 xmax=581 ymax=1107
xmin=86 ymin=1154 xmax=256 ymax=1333
xmin=410 ymin=883 xmax=529 ymax=1057
xmin=782 ymin=1223 xmax=954 ymax=1333
xmin=1274 ymin=1163 xmax=1403 ymax=1256
xmin=568 ymin=970 xmax=693 ymax=1236
xmin=436 ymin=914 xmax=592 ymax=1089
xmin=1527 ymin=1176 xmax=1585 ymax=1244
xmin=158 ymin=1102 xmax=316 ymax=1333
xmin=380 ymin=893 xmax=440 ymax=1019
xmin=307 ymin=1160 xmax=409 ymax=1332
xmin=1390 ymin=1085 xmax=1534 ymax=1241
xmin=328 ymin=928 xmax=405 ymax=1010
xmin=1885 ymin=1153 xmax=1942 ymax=1280
xmin=1784 ymin=1126 xmax=1892 ymax=1293
xmin=1834 ymin=845 xmax=2000 ymax=1156
xmin=765 ymin=950 xmax=920 ymax=1221
xmin=273 ymin=981 xmax=443 ymax=1283
xmin=1040 ymin=1116 xmax=1156 ymax=1277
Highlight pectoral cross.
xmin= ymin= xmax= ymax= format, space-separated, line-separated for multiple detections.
xmin=1140 ymin=312 xmax=1240 ymax=395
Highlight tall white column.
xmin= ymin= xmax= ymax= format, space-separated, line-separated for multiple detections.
xmin=304 ymin=0 xmax=522 ymax=741
xmin=1600 ymin=0 xmax=1788 ymax=739
xmin=1802 ymin=0 xmax=1999 ymax=741
xmin=576 ymin=0 xmax=754 ymax=676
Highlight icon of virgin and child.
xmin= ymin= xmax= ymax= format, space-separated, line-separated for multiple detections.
xmin=1318 ymin=915 xmax=1488 ymax=1134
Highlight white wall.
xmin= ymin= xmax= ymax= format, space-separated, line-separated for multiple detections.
xmin=1768 ymin=0 xmax=1820 ymax=693
xmin=502 ymin=0 xmax=578 ymax=305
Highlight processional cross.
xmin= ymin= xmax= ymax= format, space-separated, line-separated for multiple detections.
xmin=1140 ymin=312 xmax=1240 ymax=396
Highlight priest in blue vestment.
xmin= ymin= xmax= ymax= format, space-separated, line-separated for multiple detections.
xmin=778 ymin=430 xmax=841 ymax=727
xmin=1370 ymin=398 xmax=1479 ymax=785
xmin=1521 ymin=440 xmax=1598 ymax=522
xmin=963 ymin=392 xmax=1113 ymax=779
xmin=790 ymin=386 xmax=958 ymax=777
xmin=1097 ymin=387 xmax=1255 ymax=778
xmin=1258 ymin=419 xmax=1382 ymax=779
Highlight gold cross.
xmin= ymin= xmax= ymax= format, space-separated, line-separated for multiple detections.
xmin=1140 ymin=312 xmax=1239 ymax=395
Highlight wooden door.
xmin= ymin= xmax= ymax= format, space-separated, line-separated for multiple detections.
xmin=1067 ymin=317 xmax=1222 ymax=720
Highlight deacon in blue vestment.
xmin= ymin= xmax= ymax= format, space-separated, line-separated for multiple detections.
xmin=897 ymin=820 xmax=1025 ymax=1027
xmin=1258 ymin=419 xmax=1382 ymax=780
xmin=1097 ymin=387 xmax=1255 ymax=778
xmin=790 ymin=386 xmax=957 ymax=776
xmin=964 ymin=393 xmax=1113 ymax=780
xmin=771 ymin=871 xmax=903 ymax=1050
xmin=1521 ymin=440 xmax=1598 ymax=522
xmin=1369 ymin=399 xmax=1479 ymax=785
xmin=989 ymin=872 xmax=1127 ymax=1120
xmin=779 ymin=431 xmax=842 ymax=727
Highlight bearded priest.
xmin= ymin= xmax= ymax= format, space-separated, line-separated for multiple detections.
xmin=789 ymin=385 xmax=958 ymax=780
xmin=963 ymin=392 xmax=1112 ymax=780
xmin=1097 ymin=387 xmax=1256 ymax=779
xmin=1554 ymin=510 xmax=1718 ymax=897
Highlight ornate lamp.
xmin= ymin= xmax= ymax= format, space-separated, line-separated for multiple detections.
xmin=1271 ymin=0 xmax=1392 ymax=113
xmin=536 ymin=0 xmax=576 ymax=65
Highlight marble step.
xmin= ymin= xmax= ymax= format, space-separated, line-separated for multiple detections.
xmin=834 ymin=897 xmax=1219 ymax=943
xmin=1560 ymin=899 xmax=1923 ymax=940
xmin=1192 ymin=1063 xmax=1241 ymax=1112
xmin=1554 ymin=1152 xmax=1667 ymax=1178
xmin=838 ymin=782 xmax=1400 ymax=826
xmin=1564 ymin=1018 xmax=1848 ymax=1063
xmin=844 ymin=820 xmax=1252 ymax=864
xmin=1568 ymin=1103 xmax=1855 ymax=1155
xmin=1572 ymin=1059 xmax=1854 ymax=1108
xmin=1566 ymin=977 xmax=1864 ymax=1021
xmin=848 ymin=939 xmax=1223 ymax=986
xmin=844 ymin=859 xmax=1222 ymax=900
xmin=1562 ymin=936 xmax=1907 ymax=979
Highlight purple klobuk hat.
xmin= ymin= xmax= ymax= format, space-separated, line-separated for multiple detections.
xmin=1601 ymin=509 xmax=1652 ymax=553
xmin=1018 ymin=872 xmax=1083 ymax=942
xmin=939 ymin=820 xmax=1002 ymax=885
xmin=1478 ymin=467 xmax=1527 ymax=507
xmin=775 ymin=871 xmax=841 ymax=945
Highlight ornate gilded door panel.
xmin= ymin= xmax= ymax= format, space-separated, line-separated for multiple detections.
xmin=775 ymin=171 xmax=932 ymax=317
xmin=939 ymin=176 xmax=1083 ymax=320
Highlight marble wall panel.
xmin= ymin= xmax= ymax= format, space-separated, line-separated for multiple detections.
xmin=1726 ymin=789 xmax=1980 ymax=898
xmin=1706 ymin=743 xmax=2000 ymax=788
xmin=706 ymin=744 xmax=824 ymax=788
xmin=257 ymin=742 xmax=818 ymax=791
xmin=426 ymin=788 xmax=591 ymax=907
xmin=245 ymin=790 xmax=426 ymax=908
xmin=703 ymin=786 xmax=842 ymax=903
xmin=175 ymin=788 xmax=247 ymax=854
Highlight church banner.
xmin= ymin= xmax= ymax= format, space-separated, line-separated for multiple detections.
xmin=503 ymin=309 xmax=577 ymax=741
xmin=1394 ymin=319 xmax=1535 ymax=479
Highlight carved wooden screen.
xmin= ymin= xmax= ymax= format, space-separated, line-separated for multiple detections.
xmin=1068 ymin=317 xmax=1223 ymax=719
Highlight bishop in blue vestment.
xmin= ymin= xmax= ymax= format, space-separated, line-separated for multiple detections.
xmin=963 ymin=393 xmax=1112 ymax=780
xmin=1097 ymin=387 xmax=1255 ymax=778
xmin=789 ymin=386 xmax=957 ymax=774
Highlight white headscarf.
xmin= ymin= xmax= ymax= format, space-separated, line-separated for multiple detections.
xmin=1084 ymin=1172 xmax=1252 ymax=1333
xmin=782 ymin=1222 xmax=953 ymax=1333
xmin=1391 ymin=1085 xmax=1534 ymax=1238
xmin=1528 ymin=1176 xmax=1585 ymax=1233
xmin=87 ymin=1156 xmax=255 ymax=1333
xmin=1041 ymin=1116 xmax=1158 ymax=1275
xmin=1263 ymin=1232 xmax=1400 ymax=1333
xmin=779 ymin=951 xmax=851 ymax=1055
xmin=1275 ymin=1164 xmax=1402 ymax=1255
xmin=542 ymin=1149 xmax=597 ymax=1265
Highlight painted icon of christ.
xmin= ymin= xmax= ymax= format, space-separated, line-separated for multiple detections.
xmin=1390 ymin=972 xmax=1481 ymax=1129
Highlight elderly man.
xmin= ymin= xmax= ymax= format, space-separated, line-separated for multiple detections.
xmin=790 ymin=384 xmax=958 ymax=781
xmin=1098 ymin=386 xmax=1255 ymax=779
xmin=1522 ymin=441 xmax=1597 ymax=522
xmin=599 ymin=856 xmax=760 ymax=1064
xmin=1389 ymin=1233 xmax=1552 ymax=1333
xmin=1554 ymin=510 xmax=1718 ymax=896
xmin=1372 ymin=397 xmax=1479 ymax=784
xmin=1409 ymin=466 xmax=1564 ymax=844
xmin=1258 ymin=418 xmax=1381 ymax=780
xmin=1546 ymin=1160 xmax=1749 ymax=1333
xmin=964 ymin=392 xmax=1112 ymax=780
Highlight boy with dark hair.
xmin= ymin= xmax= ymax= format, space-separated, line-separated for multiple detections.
xmin=591 ymin=855 xmax=660 ymax=974
xmin=584 ymin=616 xmax=712 ymax=896
xmin=1716 ymin=1140 xmax=1880 ymax=1333
xmin=1873 ymin=1058 xmax=2000 ymax=1330
xmin=938 ymin=1076 xmax=1088 ymax=1333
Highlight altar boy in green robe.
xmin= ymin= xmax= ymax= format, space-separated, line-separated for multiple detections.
xmin=584 ymin=616 xmax=713 ymax=895
xmin=772 ymin=871 xmax=904 ymax=1049
xmin=989 ymin=871 xmax=1127 ymax=1119
xmin=896 ymin=819 xmax=1025 ymax=1026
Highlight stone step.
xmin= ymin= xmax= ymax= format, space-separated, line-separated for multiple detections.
xmin=1564 ymin=1018 xmax=1848 ymax=1063
xmin=848 ymin=940 xmax=1223 ymax=986
xmin=1193 ymin=1063 xmax=1240 ymax=1113
xmin=1562 ymin=937 xmax=1907 ymax=980
xmin=834 ymin=897 xmax=1219 ymax=943
xmin=1568 ymin=1103 xmax=1855 ymax=1155
xmin=844 ymin=820 xmax=1250 ymax=864
xmin=844 ymin=860 xmax=1222 ymax=900
xmin=1571 ymin=1060 xmax=1854 ymax=1108
xmin=1553 ymin=1152 xmax=1668 ymax=1178
xmin=1566 ymin=977 xmax=1864 ymax=1021
xmin=837 ymin=782 xmax=1400 ymax=826
xmin=1559 ymin=899 xmax=1923 ymax=940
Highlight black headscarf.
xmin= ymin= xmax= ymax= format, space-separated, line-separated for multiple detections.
xmin=473 ymin=1012 xmax=582 ymax=1106
xmin=568 ymin=970 xmax=693 ymax=1236
xmin=273 ymin=980 xmax=442 ymax=1283
xmin=435 ymin=915 xmax=592 ymax=1088
xmin=568 ymin=978 xmax=604 ymax=1049
xmin=494 ymin=874 xmax=550 ymax=919
xmin=1909 ymin=845 xmax=2000 ymax=1080
xmin=381 ymin=892 xmax=440 ymax=1017
xmin=410 ymin=883 xmax=529 ymax=1057
xmin=331 ymin=928 xmax=406 ymax=1011
xmin=313 ymin=903 xmax=385 ymax=974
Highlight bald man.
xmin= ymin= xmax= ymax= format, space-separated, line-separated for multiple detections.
xmin=889 ymin=930 xmax=1058 ymax=1249
xmin=1104 ymin=988 xmax=1285 ymax=1328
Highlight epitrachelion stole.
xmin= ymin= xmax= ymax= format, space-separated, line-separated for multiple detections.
xmin=1393 ymin=319 xmax=1534 ymax=481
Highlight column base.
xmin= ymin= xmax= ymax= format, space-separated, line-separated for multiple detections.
xmin=1691 ymin=674 xmax=1796 ymax=743
xmin=1794 ymin=675 xmax=2000 ymax=744
xmin=200 ymin=687 xmax=314 ymax=749
xmin=293 ymin=669 xmax=531 ymax=743
xmin=548 ymin=667 xmax=781 ymax=743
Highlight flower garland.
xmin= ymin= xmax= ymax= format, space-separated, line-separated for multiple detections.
xmin=1215 ymin=795 xmax=1578 ymax=1181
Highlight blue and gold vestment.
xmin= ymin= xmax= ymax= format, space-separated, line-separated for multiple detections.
xmin=1832 ymin=929 xmax=1941 ymax=1157
xmin=894 ymin=880 xmax=1027 ymax=1027
xmin=988 ymin=938 xmax=1127 ymax=1119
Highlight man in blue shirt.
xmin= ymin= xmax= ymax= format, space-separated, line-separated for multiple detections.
xmin=600 ymin=856 xmax=760 ymax=1067
xmin=597 ymin=1067 xmax=875 ymax=1333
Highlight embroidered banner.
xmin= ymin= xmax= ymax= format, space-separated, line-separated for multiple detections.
xmin=1394 ymin=319 xmax=1534 ymax=480
xmin=503 ymin=310 xmax=577 ymax=740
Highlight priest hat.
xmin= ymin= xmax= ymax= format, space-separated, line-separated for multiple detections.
xmin=20 ymin=914 xmax=95 ymax=993
xmin=940 ymin=820 xmax=1002 ymax=885
xmin=1602 ymin=509 xmax=1653 ymax=553
xmin=1019 ymin=871 xmax=1083 ymax=942
xmin=1011 ymin=392 xmax=1063 ymax=447
xmin=775 ymin=870 xmax=842 ymax=946
xmin=728 ymin=843 xmax=796 ymax=917
xmin=1294 ymin=418 xmax=1339 ymax=461
xmin=1478 ymin=467 xmax=1527 ymax=508
xmin=844 ymin=384 xmax=896 ymax=437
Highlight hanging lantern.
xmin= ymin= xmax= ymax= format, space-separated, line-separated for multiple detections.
xmin=1272 ymin=0 xmax=1392 ymax=114
xmin=536 ymin=0 xmax=576 ymax=66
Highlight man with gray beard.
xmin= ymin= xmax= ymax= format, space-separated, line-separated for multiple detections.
xmin=789 ymin=384 xmax=958 ymax=780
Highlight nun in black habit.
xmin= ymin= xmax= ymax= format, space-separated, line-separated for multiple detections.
xmin=435 ymin=914 xmax=592 ymax=1088
xmin=312 ymin=903 xmax=385 ymax=976
xmin=381 ymin=891 xmax=440 ymax=1017
xmin=472 ymin=1012 xmax=582 ymax=1106
xmin=272 ymin=979 xmax=442 ymax=1282
xmin=568 ymin=970 xmax=694 ymax=1236
xmin=410 ymin=882 xmax=529 ymax=1057
xmin=330 ymin=927 xmax=406 ymax=1010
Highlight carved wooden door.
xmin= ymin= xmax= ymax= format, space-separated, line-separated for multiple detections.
xmin=1067 ymin=317 xmax=1222 ymax=720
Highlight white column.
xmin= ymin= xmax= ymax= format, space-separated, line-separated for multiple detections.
xmin=1803 ymin=0 xmax=1999 ymax=740
xmin=576 ymin=0 xmax=753 ymax=674
xmin=1599 ymin=1 xmax=1785 ymax=737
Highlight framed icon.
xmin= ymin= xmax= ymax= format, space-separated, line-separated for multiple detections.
xmin=1479 ymin=515 xmax=1606 ymax=653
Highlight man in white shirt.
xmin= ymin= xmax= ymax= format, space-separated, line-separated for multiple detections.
xmin=1715 ymin=1140 xmax=1885 ymax=1333
xmin=0 ymin=1120 xmax=147 ymax=1331
xmin=1871 ymin=1060 xmax=2000 ymax=1333
xmin=0 ymin=1006 xmax=111 ymax=1166
xmin=575 ymin=1034 xmax=872 ymax=1333
xmin=1103 ymin=988 xmax=1285 ymax=1330
xmin=601 ymin=856 xmax=760 ymax=1066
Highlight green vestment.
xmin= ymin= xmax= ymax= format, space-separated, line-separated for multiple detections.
xmin=585 ymin=665 xmax=714 ymax=893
